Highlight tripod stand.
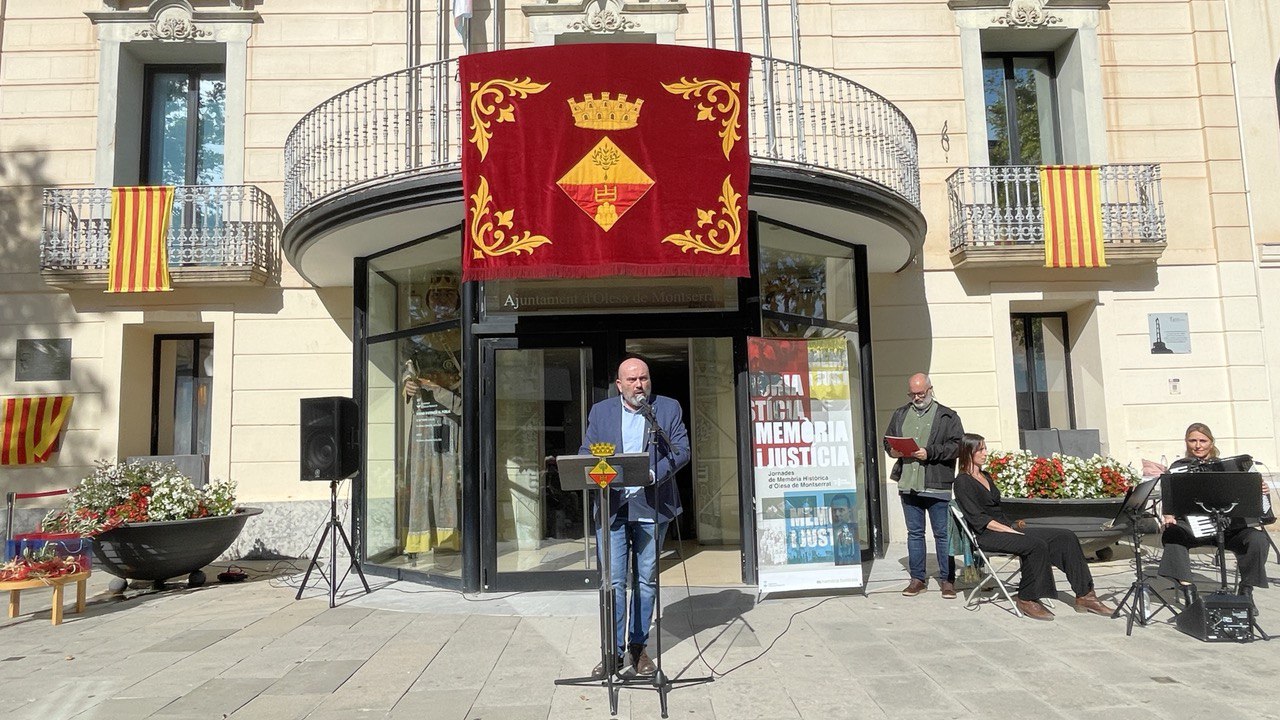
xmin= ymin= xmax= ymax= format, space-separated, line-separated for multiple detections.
xmin=553 ymin=428 xmax=711 ymax=717
xmin=1111 ymin=504 xmax=1172 ymax=635
xmin=296 ymin=479 xmax=371 ymax=608
xmin=552 ymin=485 xmax=714 ymax=718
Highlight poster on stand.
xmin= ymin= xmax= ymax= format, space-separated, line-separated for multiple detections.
xmin=749 ymin=337 xmax=862 ymax=595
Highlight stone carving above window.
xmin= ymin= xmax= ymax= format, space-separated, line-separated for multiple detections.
xmin=87 ymin=0 xmax=261 ymax=41
xmin=523 ymin=0 xmax=685 ymax=45
xmin=992 ymin=0 xmax=1063 ymax=28
xmin=948 ymin=0 xmax=1105 ymax=14
xmin=135 ymin=5 xmax=213 ymax=41
xmin=568 ymin=0 xmax=641 ymax=34
xmin=101 ymin=0 xmax=252 ymax=9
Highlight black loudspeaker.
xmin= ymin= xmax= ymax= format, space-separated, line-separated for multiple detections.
xmin=1176 ymin=592 xmax=1255 ymax=642
xmin=300 ymin=397 xmax=359 ymax=481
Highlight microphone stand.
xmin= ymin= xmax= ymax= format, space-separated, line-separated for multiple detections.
xmin=631 ymin=394 xmax=712 ymax=718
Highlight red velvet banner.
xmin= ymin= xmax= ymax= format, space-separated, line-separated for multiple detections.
xmin=461 ymin=44 xmax=751 ymax=281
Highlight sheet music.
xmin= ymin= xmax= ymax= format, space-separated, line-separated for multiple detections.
xmin=1187 ymin=515 xmax=1215 ymax=538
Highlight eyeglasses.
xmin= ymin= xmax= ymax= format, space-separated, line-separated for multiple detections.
xmin=907 ymin=389 xmax=932 ymax=399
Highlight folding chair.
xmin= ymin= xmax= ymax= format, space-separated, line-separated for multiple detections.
xmin=949 ymin=502 xmax=1024 ymax=617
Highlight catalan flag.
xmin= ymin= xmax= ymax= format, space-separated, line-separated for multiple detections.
xmin=1 ymin=396 xmax=74 ymax=466
xmin=108 ymin=186 xmax=175 ymax=292
xmin=1040 ymin=166 xmax=1107 ymax=268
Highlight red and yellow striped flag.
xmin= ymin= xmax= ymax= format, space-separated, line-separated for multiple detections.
xmin=1040 ymin=166 xmax=1107 ymax=268
xmin=108 ymin=186 xmax=175 ymax=292
xmin=1 ymin=396 xmax=74 ymax=466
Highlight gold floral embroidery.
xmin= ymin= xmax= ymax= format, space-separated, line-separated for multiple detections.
xmin=467 ymin=78 xmax=550 ymax=161
xmin=661 ymin=78 xmax=742 ymax=160
xmin=468 ymin=176 xmax=551 ymax=259
xmin=662 ymin=176 xmax=742 ymax=256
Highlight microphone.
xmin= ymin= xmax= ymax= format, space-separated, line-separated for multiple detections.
xmin=633 ymin=393 xmax=656 ymax=418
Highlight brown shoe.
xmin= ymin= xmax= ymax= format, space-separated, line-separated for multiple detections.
xmin=940 ymin=581 xmax=957 ymax=599
xmin=902 ymin=579 xmax=927 ymax=597
xmin=590 ymin=653 xmax=624 ymax=680
xmin=1016 ymin=598 xmax=1054 ymax=621
xmin=1075 ymin=590 xmax=1115 ymax=617
xmin=633 ymin=647 xmax=656 ymax=676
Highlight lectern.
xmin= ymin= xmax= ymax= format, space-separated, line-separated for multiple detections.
xmin=553 ymin=451 xmax=651 ymax=715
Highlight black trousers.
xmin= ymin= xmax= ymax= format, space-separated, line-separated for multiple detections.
xmin=1157 ymin=522 xmax=1270 ymax=589
xmin=976 ymin=526 xmax=1094 ymax=601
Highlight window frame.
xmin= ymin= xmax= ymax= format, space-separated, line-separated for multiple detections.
xmin=1010 ymin=312 xmax=1076 ymax=431
xmin=140 ymin=63 xmax=226 ymax=186
xmin=150 ymin=332 xmax=215 ymax=456
xmin=982 ymin=52 xmax=1064 ymax=166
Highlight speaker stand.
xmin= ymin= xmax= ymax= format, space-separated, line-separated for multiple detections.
xmin=296 ymin=479 xmax=371 ymax=608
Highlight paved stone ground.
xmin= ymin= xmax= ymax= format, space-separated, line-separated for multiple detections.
xmin=2 ymin=540 xmax=1278 ymax=720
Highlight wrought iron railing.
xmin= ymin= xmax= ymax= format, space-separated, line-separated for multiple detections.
xmin=947 ymin=164 xmax=1166 ymax=252
xmin=41 ymin=185 xmax=282 ymax=279
xmin=283 ymin=55 xmax=920 ymax=221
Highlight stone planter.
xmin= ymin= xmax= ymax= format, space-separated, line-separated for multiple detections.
xmin=999 ymin=497 xmax=1128 ymax=559
xmin=91 ymin=507 xmax=262 ymax=588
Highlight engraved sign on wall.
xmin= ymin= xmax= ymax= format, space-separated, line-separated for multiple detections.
xmin=15 ymin=339 xmax=72 ymax=382
xmin=1148 ymin=313 xmax=1190 ymax=354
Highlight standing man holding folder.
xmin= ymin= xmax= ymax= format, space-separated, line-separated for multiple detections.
xmin=884 ymin=373 xmax=964 ymax=598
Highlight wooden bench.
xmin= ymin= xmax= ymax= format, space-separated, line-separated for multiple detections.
xmin=1 ymin=570 xmax=90 ymax=625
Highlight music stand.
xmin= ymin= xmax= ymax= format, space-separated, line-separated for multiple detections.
xmin=553 ymin=452 xmax=650 ymax=716
xmin=1108 ymin=477 xmax=1172 ymax=635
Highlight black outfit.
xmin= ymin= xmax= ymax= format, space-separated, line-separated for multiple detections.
xmin=1157 ymin=456 xmax=1270 ymax=589
xmin=954 ymin=472 xmax=1096 ymax=601
xmin=883 ymin=402 xmax=964 ymax=491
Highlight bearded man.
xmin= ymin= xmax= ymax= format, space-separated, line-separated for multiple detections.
xmin=884 ymin=373 xmax=964 ymax=598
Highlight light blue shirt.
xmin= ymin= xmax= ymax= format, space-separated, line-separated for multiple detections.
xmin=619 ymin=396 xmax=655 ymax=522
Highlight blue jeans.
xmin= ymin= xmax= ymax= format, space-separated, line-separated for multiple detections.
xmin=597 ymin=517 xmax=667 ymax=653
xmin=901 ymin=492 xmax=953 ymax=583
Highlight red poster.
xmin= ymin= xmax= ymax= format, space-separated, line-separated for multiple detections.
xmin=460 ymin=44 xmax=751 ymax=281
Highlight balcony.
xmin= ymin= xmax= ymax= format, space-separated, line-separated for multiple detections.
xmin=947 ymin=164 xmax=1167 ymax=268
xmin=41 ymin=185 xmax=282 ymax=288
xmin=282 ymin=54 xmax=923 ymax=283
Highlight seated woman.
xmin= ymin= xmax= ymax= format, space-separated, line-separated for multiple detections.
xmin=953 ymin=433 xmax=1114 ymax=621
xmin=1158 ymin=422 xmax=1270 ymax=610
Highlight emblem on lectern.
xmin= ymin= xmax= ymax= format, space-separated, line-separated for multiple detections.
xmin=588 ymin=442 xmax=617 ymax=488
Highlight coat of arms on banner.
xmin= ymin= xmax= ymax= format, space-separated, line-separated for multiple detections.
xmin=460 ymin=44 xmax=751 ymax=281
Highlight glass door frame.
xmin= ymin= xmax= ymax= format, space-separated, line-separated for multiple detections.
xmin=476 ymin=323 xmax=757 ymax=592
xmin=478 ymin=333 xmax=610 ymax=592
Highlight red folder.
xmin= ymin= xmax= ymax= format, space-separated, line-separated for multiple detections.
xmin=885 ymin=436 xmax=921 ymax=455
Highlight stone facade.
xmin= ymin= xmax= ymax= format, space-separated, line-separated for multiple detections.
xmin=1 ymin=0 xmax=1277 ymax=557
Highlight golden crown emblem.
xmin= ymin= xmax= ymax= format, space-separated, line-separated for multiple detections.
xmin=589 ymin=442 xmax=616 ymax=457
xmin=568 ymin=93 xmax=643 ymax=130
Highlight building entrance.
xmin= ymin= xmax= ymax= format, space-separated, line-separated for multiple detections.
xmin=478 ymin=333 xmax=744 ymax=592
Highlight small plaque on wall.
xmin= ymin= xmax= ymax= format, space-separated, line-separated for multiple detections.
xmin=1148 ymin=313 xmax=1190 ymax=354
xmin=15 ymin=338 xmax=72 ymax=381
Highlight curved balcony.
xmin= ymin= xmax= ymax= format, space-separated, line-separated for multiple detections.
xmin=283 ymin=54 xmax=922 ymax=283
xmin=41 ymin=185 xmax=282 ymax=288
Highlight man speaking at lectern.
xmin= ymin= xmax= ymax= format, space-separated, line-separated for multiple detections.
xmin=582 ymin=356 xmax=690 ymax=679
